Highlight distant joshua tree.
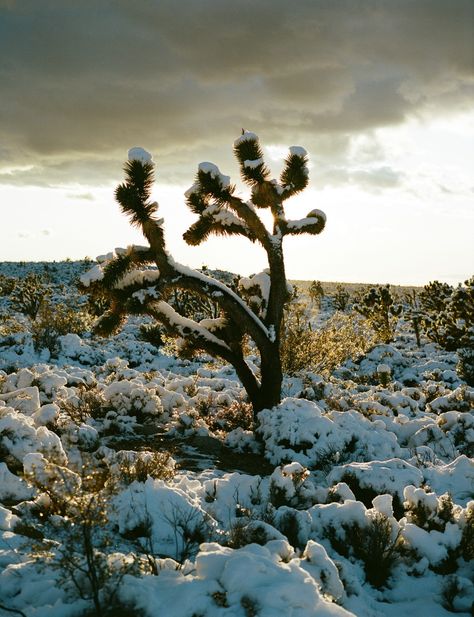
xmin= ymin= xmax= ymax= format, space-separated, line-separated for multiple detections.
xmin=82 ymin=132 xmax=326 ymax=419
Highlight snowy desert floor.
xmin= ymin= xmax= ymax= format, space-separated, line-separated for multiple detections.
xmin=0 ymin=262 xmax=472 ymax=617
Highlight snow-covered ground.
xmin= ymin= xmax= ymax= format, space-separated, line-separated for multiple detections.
xmin=0 ymin=262 xmax=472 ymax=617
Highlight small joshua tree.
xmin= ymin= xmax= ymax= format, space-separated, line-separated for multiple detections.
xmin=439 ymin=277 xmax=473 ymax=384
xmin=354 ymin=284 xmax=402 ymax=344
xmin=332 ymin=284 xmax=350 ymax=311
xmin=417 ymin=277 xmax=474 ymax=383
xmin=82 ymin=132 xmax=326 ymax=419
xmin=10 ymin=273 xmax=50 ymax=320
xmin=403 ymin=289 xmax=422 ymax=347
xmin=308 ymin=280 xmax=324 ymax=308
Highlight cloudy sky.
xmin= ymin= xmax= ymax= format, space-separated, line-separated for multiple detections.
xmin=1 ymin=0 xmax=473 ymax=284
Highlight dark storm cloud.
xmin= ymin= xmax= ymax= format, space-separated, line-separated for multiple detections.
xmin=0 ymin=0 xmax=472 ymax=186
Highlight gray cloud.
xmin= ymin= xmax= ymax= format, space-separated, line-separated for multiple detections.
xmin=0 ymin=0 xmax=472 ymax=186
xmin=317 ymin=165 xmax=404 ymax=192
xmin=66 ymin=191 xmax=95 ymax=201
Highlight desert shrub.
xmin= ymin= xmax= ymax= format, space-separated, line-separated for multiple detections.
xmin=60 ymin=386 xmax=108 ymax=424
xmin=205 ymin=398 xmax=254 ymax=433
xmin=340 ymin=472 xmax=404 ymax=518
xmin=10 ymin=273 xmax=50 ymax=319
xmin=419 ymin=278 xmax=471 ymax=348
xmin=0 ymin=313 xmax=25 ymax=336
xmin=332 ymin=284 xmax=350 ymax=311
xmin=326 ymin=512 xmax=403 ymax=588
xmin=404 ymin=492 xmax=455 ymax=532
xmin=354 ymin=284 xmax=402 ymax=343
xmin=30 ymin=300 xmax=93 ymax=353
xmin=313 ymin=437 xmax=360 ymax=474
xmin=112 ymin=450 xmax=176 ymax=485
xmin=281 ymin=305 xmax=375 ymax=376
xmin=276 ymin=509 xmax=302 ymax=549
xmin=460 ymin=505 xmax=474 ymax=562
xmin=0 ymin=274 xmax=17 ymax=296
xmin=25 ymin=459 xmax=137 ymax=617
xmin=441 ymin=576 xmax=471 ymax=613
xmin=240 ymin=596 xmax=259 ymax=617
xmin=227 ymin=519 xmax=270 ymax=549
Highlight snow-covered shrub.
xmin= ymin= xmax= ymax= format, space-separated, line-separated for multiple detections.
xmin=102 ymin=379 xmax=163 ymax=420
xmin=202 ymin=397 xmax=254 ymax=433
xmin=267 ymin=462 xmax=312 ymax=509
xmin=25 ymin=457 xmax=138 ymax=616
xmin=0 ymin=406 xmax=67 ymax=470
xmin=114 ymin=478 xmax=213 ymax=564
xmin=400 ymin=490 xmax=473 ymax=574
xmin=342 ymin=511 xmax=403 ymax=588
xmin=328 ymin=460 xmax=423 ymax=515
xmin=258 ymin=398 xmax=402 ymax=468
xmin=59 ymin=385 xmax=108 ymax=424
xmin=459 ymin=501 xmax=474 ymax=562
xmin=226 ymin=518 xmax=282 ymax=550
xmin=403 ymin=486 xmax=457 ymax=532
xmin=441 ymin=575 xmax=474 ymax=614
xmin=302 ymin=540 xmax=345 ymax=602
xmin=313 ymin=499 xmax=403 ymax=588
xmin=437 ymin=410 xmax=474 ymax=457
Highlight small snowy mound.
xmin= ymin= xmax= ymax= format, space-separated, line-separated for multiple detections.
xmin=121 ymin=541 xmax=354 ymax=617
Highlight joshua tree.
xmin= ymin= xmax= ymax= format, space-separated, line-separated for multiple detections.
xmin=354 ymin=284 xmax=402 ymax=344
xmin=82 ymin=132 xmax=326 ymax=418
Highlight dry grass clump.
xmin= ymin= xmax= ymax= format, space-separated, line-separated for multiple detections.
xmin=31 ymin=300 xmax=93 ymax=353
xmin=281 ymin=305 xmax=375 ymax=376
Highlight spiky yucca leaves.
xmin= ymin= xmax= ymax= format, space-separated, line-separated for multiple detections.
xmin=100 ymin=248 xmax=155 ymax=291
xmin=93 ymin=305 xmax=126 ymax=338
xmin=115 ymin=160 xmax=157 ymax=227
xmin=280 ymin=148 xmax=309 ymax=199
xmin=233 ymin=130 xmax=271 ymax=187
